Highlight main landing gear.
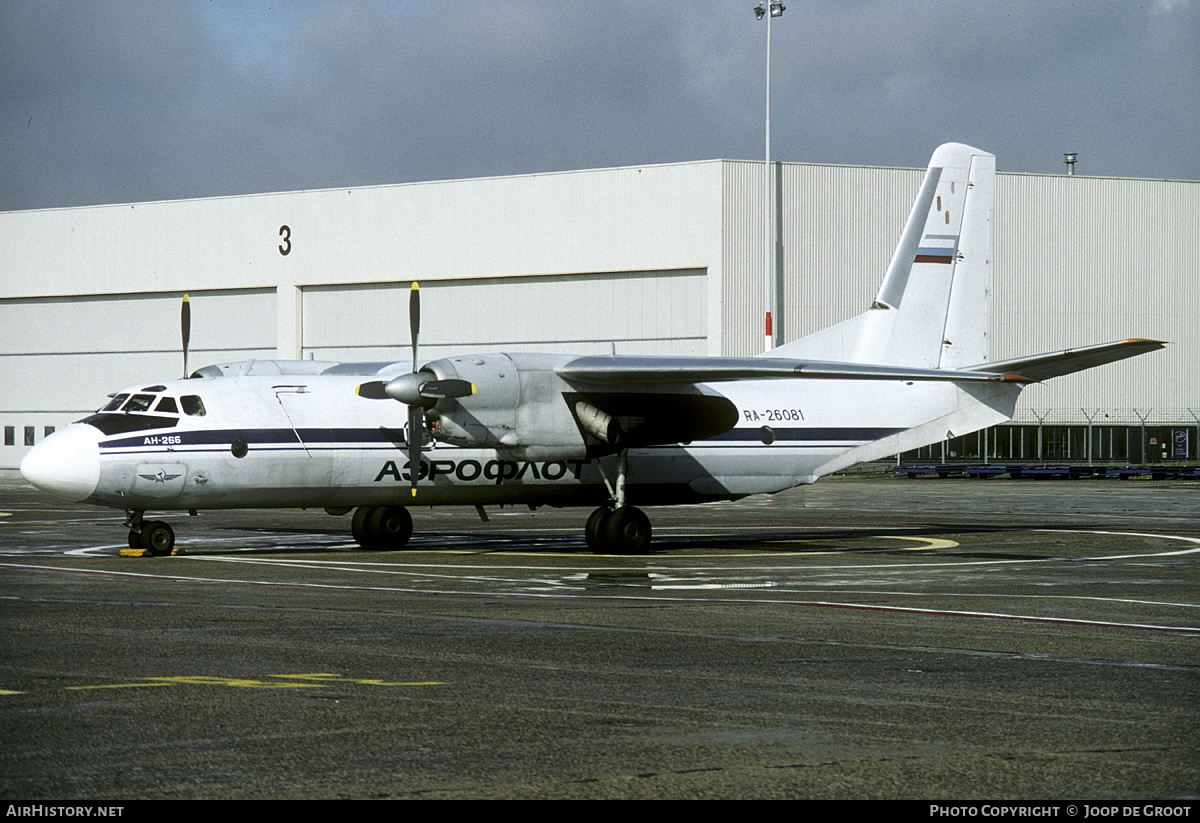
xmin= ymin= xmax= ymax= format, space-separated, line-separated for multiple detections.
xmin=585 ymin=505 xmax=651 ymax=554
xmin=585 ymin=448 xmax=652 ymax=555
xmin=350 ymin=505 xmax=413 ymax=550
xmin=125 ymin=510 xmax=175 ymax=556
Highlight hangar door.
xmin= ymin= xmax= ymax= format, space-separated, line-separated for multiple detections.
xmin=0 ymin=288 xmax=276 ymax=467
xmin=0 ymin=289 xmax=276 ymax=415
xmin=301 ymin=270 xmax=707 ymax=363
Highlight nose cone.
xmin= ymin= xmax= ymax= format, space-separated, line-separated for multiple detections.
xmin=20 ymin=424 xmax=101 ymax=502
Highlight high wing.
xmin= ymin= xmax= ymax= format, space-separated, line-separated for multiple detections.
xmin=555 ymin=338 xmax=1165 ymax=389
xmin=556 ymin=355 xmax=1033 ymax=387
xmin=962 ymin=339 xmax=1165 ymax=382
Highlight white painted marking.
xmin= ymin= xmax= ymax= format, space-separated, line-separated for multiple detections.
xmin=5 ymin=528 xmax=1199 ymax=633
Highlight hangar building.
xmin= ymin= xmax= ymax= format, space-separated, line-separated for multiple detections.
xmin=2 ymin=155 xmax=1197 ymax=470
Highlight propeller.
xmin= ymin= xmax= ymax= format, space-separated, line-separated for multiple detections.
xmin=181 ymin=294 xmax=191 ymax=378
xmin=355 ymin=282 xmax=475 ymax=497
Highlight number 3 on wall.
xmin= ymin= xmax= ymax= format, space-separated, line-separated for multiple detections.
xmin=278 ymin=225 xmax=291 ymax=256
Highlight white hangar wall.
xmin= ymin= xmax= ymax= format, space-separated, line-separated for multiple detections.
xmin=992 ymin=173 xmax=1198 ymax=426
xmin=2 ymin=158 xmax=1197 ymax=469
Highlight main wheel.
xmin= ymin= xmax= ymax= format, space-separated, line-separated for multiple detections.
xmin=367 ymin=505 xmax=413 ymax=550
xmin=584 ymin=506 xmax=611 ymax=551
xmin=141 ymin=520 xmax=175 ymax=556
xmin=351 ymin=506 xmax=374 ymax=547
xmin=595 ymin=506 xmax=651 ymax=555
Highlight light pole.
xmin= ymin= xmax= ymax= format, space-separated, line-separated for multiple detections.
xmin=755 ymin=2 xmax=785 ymax=352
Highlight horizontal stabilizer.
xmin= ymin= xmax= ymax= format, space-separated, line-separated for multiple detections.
xmin=964 ymin=339 xmax=1165 ymax=382
xmin=558 ymin=355 xmax=1032 ymax=386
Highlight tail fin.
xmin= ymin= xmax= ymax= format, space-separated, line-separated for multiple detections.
xmin=772 ymin=143 xmax=995 ymax=369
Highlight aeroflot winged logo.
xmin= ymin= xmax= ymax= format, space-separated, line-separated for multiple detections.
xmin=139 ymin=469 xmax=183 ymax=484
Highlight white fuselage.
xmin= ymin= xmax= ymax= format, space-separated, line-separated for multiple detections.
xmin=24 ymin=365 xmax=1020 ymax=513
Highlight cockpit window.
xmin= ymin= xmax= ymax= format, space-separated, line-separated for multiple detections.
xmin=82 ymin=391 xmax=202 ymax=433
xmin=100 ymin=394 xmax=129 ymax=412
xmin=80 ymin=413 xmax=179 ymax=435
xmin=122 ymin=394 xmax=156 ymax=413
xmin=181 ymin=395 xmax=206 ymax=416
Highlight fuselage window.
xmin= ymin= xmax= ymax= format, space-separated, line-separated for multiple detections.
xmin=100 ymin=394 xmax=129 ymax=412
xmin=181 ymin=395 xmax=206 ymax=416
xmin=154 ymin=396 xmax=179 ymax=414
xmin=122 ymin=394 xmax=156 ymax=413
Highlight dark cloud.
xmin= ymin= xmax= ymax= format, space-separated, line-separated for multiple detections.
xmin=2 ymin=0 xmax=1196 ymax=211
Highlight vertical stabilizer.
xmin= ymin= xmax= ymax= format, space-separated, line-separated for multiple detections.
xmin=772 ymin=143 xmax=994 ymax=369
xmin=938 ymin=150 xmax=994 ymax=368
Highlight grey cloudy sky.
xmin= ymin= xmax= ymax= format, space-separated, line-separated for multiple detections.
xmin=2 ymin=0 xmax=1197 ymax=212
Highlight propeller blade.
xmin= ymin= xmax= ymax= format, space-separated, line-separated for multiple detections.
xmin=407 ymin=403 xmax=423 ymax=498
xmin=409 ymin=282 xmax=420 ymax=373
xmin=181 ymin=294 xmax=191 ymax=378
xmin=355 ymin=381 xmax=390 ymax=400
xmin=407 ymin=285 xmax=423 ymax=497
xmin=419 ymin=379 xmax=475 ymax=400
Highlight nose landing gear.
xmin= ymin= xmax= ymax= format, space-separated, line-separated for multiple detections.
xmin=124 ymin=510 xmax=176 ymax=556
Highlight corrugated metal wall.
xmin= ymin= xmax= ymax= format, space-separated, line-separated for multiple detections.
xmin=994 ymin=173 xmax=1198 ymax=423
xmin=719 ymin=160 xmax=767 ymax=357
xmin=721 ymin=160 xmax=926 ymax=356
xmin=779 ymin=163 xmax=924 ymax=343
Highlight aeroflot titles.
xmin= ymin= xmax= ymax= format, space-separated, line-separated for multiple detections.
xmin=374 ymin=458 xmax=588 ymax=484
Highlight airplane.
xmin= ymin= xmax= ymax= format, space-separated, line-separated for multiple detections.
xmin=19 ymin=143 xmax=1163 ymax=556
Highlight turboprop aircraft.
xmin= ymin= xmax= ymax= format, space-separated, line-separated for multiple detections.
xmin=20 ymin=143 xmax=1163 ymax=555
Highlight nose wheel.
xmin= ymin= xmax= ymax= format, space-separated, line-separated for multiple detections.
xmin=124 ymin=510 xmax=176 ymax=556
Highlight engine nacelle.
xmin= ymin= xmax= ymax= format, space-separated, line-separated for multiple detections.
xmin=422 ymin=352 xmax=741 ymax=461
xmin=424 ymin=353 xmax=589 ymax=460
